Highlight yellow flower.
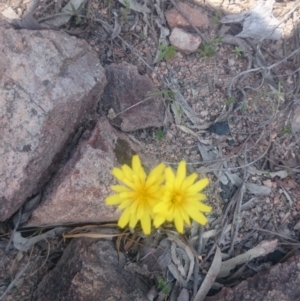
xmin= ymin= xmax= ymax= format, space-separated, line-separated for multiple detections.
xmin=153 ymin=161 xmax=212 ymax=233
xmin=105 ymin=155 xmax=165 ymax=235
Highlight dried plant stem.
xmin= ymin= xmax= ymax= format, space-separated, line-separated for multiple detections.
xmin=5 ymin=205 xmax=23 ymax=253
xmin=0 ymin=260 xmax=31 ymax=300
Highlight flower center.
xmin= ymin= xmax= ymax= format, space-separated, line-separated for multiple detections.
xmin=135 ymin=186 xmax=148 ymax=202
xmin=171 ymin=192 xmax=183 ymax=204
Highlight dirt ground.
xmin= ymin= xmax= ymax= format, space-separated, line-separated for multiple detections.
xmin=1 ymin=0 xmax=300 ymax=300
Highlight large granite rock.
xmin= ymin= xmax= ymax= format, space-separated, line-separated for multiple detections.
xmin=28 ymin=118 xmax=159 ymax=226
xmin=33 ymin=238 xmax=145 ymax=301
xmin=205 ymin=254 xmax=300 ymax=301
xmin=0 ymin=28 xmax=107 ymax=221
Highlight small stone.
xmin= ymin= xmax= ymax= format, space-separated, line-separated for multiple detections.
xmin=169 ymin=28 xmax=202 ymax=55
xmin=1 ymin=7 xmax=18 ymax=19
xmin=256 ymin=206 xmax=262 ymax=213
xmin=103 ymin=63 xmax=165 ymax=132
xmin=228 ymin=58 xmax=235 ymax=67
xmin=263 ymin=180 xmax=273 ymax=188
xmin=165 ymin=2 xmax=209 ymax=30
xmin=273 ymin=196 xmax=280 ymax=205
xmin=209 ymin=122 xmax=230 ymax=136
xmin=166 ymin=131 xmax=174 ymax=141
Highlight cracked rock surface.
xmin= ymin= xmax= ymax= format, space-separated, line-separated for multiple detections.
xmin=0 ymin=28 xmax=107 ymax=221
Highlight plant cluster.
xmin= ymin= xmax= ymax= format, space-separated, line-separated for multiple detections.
xmin=157 ymin=45 xmax=177 ymax=61
xmin=105 ymin=155 xmax=212 ymax=235
xmin=198 ymin=37 xmax=222 ymax=57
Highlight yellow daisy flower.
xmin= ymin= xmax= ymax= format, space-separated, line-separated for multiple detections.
xmin=153 ymin=161 xmax=212 ymax=233
xmin=105 ymin=155 xmax=165 ymax=235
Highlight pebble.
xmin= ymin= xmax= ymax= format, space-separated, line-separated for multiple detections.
xmin=256 ymin=206 xmax=262 ymax=213
xmin=228 ymin=58 xmax=235 ymax=67
xmin=166 ymin=131 xmax=173 ymax=141
xmin=279 ymin=211 xmax=285 ymax=219
xmin=273 ymin=196 xmax=280 ymax=205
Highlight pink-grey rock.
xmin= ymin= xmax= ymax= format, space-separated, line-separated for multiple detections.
xmin=165 ymin=2 xmax=209 ymax=30
xmin=28 ymin=118 xmax=159 ymax=227
xmin=169 ymin=27 xmax=202 ymax=54
xmin=0 ymin=28 xmax=107 ymax=221
xmin=33 ymin=238 xmax=145 ymax=301
xmin=103 ymin=63 xmax=165 ymax=132
xmin=292 ymin=105 xmax=300 ymax=134
xmin=205 ymin=254 xmax=300 ymax=301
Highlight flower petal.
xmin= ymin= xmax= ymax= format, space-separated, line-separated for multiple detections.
xmin=185 ymin=193 xmax=207 ymax=202
xmin=188 ymin=178 xmax=209 ymax=193
xmin=133 ymin=156 xmax=147 ymax=183
xmin=138 ymin=168 xmax=147 ymax=183
xmin=122 ymin=165 xmax=134 ymax=181
xmin=146 ymin=163 xmax=165 ymax=187
xmin=179 ymin=207 xmax=191 ymax=225
xmin=153 ymin=214 xmax=166 ymax=228
xmin=129 ymin=214 xmax=138 ymax=229
xmin=185 ymin=200 xmax=211 ymax=212
xmin=174 ymin=211 xmax=184 ymax=233
xmin=118 ymin=208 xmax=131 ymax=228
xmin=181 ymin=173 xmax=198 ymax=191
xmin=118 ymin=199 xmax=134 ymax=210
xmin=167 ymin=206 xmax=175 ymax=221
xmin=111 ymin=185 xmax=131 ymax=193
xmin=112 ymin=168 xmax=135 ymax=189
xmin=129 ymin=200 xmax=139 ymax=214
xmin=174 ymin=161 xmax=186 ymax=190
xmin=105 ymin=194 xmax=123 ymax=205
xmin=132 ymin=155 xmax=142 ymax=174
xmin=141 ymin=214 xmax=151 ymax=235
xmin=165 ymin=167 xmax=175 ymax=189
xmin=185 ymin=206 xmax=208 ymax=225
xmin=196 ymin=202 xmax=212 ymax=213
xmin=136 ymin=202 xmax=145 ymax=219
xmin=153 ymin=201 xmax=170 ymax=213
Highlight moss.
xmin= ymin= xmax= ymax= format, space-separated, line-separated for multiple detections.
xmin=113 ymin=138 xmax=136 ymax=166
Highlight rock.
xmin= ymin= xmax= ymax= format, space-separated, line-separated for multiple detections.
xmin=205 ymin=254 xmax=300 ymax=301
xmin=165 ymin=2 xmax=209 ymax=30
xmin=28 ymin=118 xmax=158 ymax=226
xmin=209 ymin=122 xmax=230 ymax=135
xmin=102 ymin=63 xmax=165 ymax=132
xmin=0 ymin=28 xmax=107 ymax=221
xmin=1 ymin=7 xmax=18 ymax=19
xmin=169 ymin=27 xmax=202 ymax=55
xmin=292 ymin=105 xmax=300 ymax=134
xmin=33 ymin=238 xmax=146 ymax=301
